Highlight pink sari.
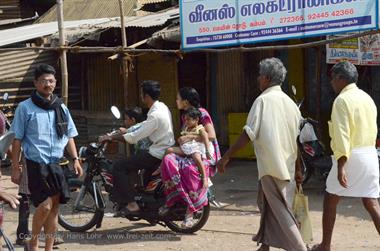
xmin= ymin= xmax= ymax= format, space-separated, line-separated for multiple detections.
xmin=160 ymin=108 xmax=221 ymax=212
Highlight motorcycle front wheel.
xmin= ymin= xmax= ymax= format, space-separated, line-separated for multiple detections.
xmin=165 ymin=203 xmax=210 ymax=234
xmin=58 ymin=186 xmax=104 ymax=232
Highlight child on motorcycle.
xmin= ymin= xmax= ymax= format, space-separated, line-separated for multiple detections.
xmin=164 ymin=108 xmax=211 ymax=227
xmin=167 ymin=108 xmax=211 ymax=188
xmin=119 ymin=107 xmax=152 ymax=154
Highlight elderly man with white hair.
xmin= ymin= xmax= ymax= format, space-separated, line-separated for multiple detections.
xmin=218 ymin=57 xmax=307 ymax=251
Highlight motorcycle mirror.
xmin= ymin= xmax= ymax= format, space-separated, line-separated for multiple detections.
xmin=291 ymin=85 xmax=297 ymax=96
xmin=110 ymin=106 xmax=121 ymax=119
xmin=3 ymin=93 xmax=8 ymax=101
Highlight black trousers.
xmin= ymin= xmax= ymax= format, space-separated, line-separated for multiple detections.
xmin=16 ymin=193 xmax=30 ymax=240
xmin=112 ymin=151 xmax=161 ymax=204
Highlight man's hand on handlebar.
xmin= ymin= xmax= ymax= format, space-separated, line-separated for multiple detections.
xmin=98 ymin=134 xmax=113 ymax=143
xmin=98 ymin=129 xmax=126 ymax=143
xmin=119 ymin=127 xmax=127 ymax=134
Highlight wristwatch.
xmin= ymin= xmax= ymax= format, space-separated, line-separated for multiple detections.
xmin=72 ymin=157 xmax=80 ymax=161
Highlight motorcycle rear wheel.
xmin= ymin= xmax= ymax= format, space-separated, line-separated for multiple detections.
xmin=165 ymin=203 xmax=210 ymax=234
xmin=58 ymin=187 xmax=104 ymax=232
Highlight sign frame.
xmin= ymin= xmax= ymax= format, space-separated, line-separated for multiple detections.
xmin=180 ymin=0 xmax=379 ymax=50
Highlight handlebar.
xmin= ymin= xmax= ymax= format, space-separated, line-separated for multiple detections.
xmin=80 ymin=130 xmax=121 ymax=159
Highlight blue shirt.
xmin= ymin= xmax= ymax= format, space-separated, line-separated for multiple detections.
xmin=10 ymin=98 xmax=78 ymax=164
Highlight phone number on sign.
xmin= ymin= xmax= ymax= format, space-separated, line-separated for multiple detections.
xmin=280 ymin=9 xmax=354 ymax=23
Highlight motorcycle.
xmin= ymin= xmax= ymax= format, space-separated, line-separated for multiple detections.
xmin=0 ymin=131 xmax=17 ymax=251
xmin=58 ymin=106 xmax=214 ymax=234
xmin=298 ymin=118 xmax=333 ymax=184
xmin=291 ymin=86 xmax=333 ymax=184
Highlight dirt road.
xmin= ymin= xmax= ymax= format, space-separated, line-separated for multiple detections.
xmin=1 ymin=160 xmax=379 ymax=251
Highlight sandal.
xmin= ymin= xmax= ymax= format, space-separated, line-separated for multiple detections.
xmin=121 ymin=207 xmax=141 ymax=217
xmin=181 ymin=216 xmax=194 ymax=228
xmin=181 ymin=211 xmax=194 ymax=228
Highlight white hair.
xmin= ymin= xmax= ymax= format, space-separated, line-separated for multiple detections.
xmin=259 ymin=57 xmax=287 ymax=85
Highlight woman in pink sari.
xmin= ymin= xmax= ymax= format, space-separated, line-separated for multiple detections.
xmin=159 ymin=87 xmax=220 ymax=227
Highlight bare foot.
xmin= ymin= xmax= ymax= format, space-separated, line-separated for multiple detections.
xmin=151 ymin=168 xmax=160 ymax=176
xmin=257 ymin=244 xmax=270 ymax=251
xmin=126 ymin=202 xmax=140 ymax=212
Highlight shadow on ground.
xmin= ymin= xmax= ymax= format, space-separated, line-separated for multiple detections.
xmin=56 ymin=224 xmax=183 ymax=246
xmin=212 ymin=160 xmax=378 ymax=221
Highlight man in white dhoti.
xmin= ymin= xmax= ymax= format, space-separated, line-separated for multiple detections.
xmin=312 ymin=61 xmax=380 ymax=251
xmin=218 ymin=58 xmax=307 ymax=251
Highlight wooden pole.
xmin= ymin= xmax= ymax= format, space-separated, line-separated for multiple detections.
xmin=119 ymin=0 xmax=127 ymax=49
xmin=118 ymin=0 xmax=129 ymax=107
xmin=57 ymin=0 xmax=69 ymax=105
xmin=118 ymin=0 xmax=131 ymax=156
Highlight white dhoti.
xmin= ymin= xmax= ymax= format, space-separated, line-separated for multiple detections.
xmin=326 ymin=146 xmax=380 ymax=198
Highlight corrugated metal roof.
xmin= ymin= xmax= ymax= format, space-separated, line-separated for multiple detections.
xmin=0 ymin=18 xmax=113 ymax=47
xmin=0 ymin=8 xmax=179 ymax=47
xmin=0 ymin=0 xmax=37 ymax=20
xmin=0 ymin=0 xmax=19 ymax=5
xmin=138 ymin=0 xmax=172 ymax=4
xmin=36 ymin=0 xmax=137 ymax=23
xmin=102 ymin=8 xmax=179 ymax=28
xmin=0 ymin=50 xmax=57 ymax=81
xmin=0 ymin=0 xmax=21 ymax=19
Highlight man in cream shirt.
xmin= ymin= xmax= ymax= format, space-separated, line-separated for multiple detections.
xmin=218 ymin=58 xmax=306 ymax=251
xmin=311 ymin=61 xmax=380 ymax=251
xmin=100 ymin=80 xmax=174 ymax=215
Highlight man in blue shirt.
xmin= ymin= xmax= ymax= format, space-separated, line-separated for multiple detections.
xmin=10 ymin=64 xmax=83 ymax=251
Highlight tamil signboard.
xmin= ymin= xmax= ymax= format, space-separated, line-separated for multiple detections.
xmin=180 ymin=0 xmax=379 ymax=50
xmin=326 ymin=33 xmax=380 ymax=65
xmin=326 ymin=34 xmax=360 ymax=65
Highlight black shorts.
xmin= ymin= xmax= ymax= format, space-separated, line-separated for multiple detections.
xmin=26 ymin=159 xmax=70 ymax=207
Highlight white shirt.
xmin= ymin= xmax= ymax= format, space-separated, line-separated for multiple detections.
xmin=243 ymin=85 xmax=301 ymax=181
xmin=123 ymin=101 xmax=175 ymax=159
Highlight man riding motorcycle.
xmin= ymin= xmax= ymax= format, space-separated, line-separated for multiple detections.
xmin=99 ymin=80 xmax=174 ymax=216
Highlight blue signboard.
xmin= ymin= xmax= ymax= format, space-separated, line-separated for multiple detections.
xmin=180 ymin=0 xmax=378 ymax=50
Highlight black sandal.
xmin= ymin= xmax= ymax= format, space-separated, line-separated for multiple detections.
xmin=119 ymin=206 xmax=141 ymax=217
